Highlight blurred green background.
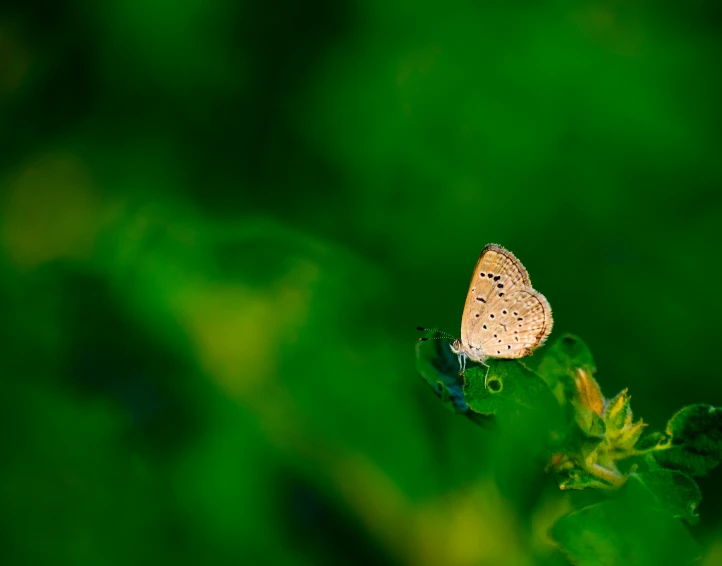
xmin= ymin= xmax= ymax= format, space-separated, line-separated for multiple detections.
xmin=2 ymin=0 xmax=722 ymax=564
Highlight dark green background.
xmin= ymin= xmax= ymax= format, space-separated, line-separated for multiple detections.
xmin=1 ymin=1 xmax=721 ymax=564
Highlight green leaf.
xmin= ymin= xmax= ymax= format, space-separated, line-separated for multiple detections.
xmin=415 ymin=333 xmax=493 ymax=427
xmin=415 ymin=334 xmax=467 ymax=413
xmin=463 ymin=360 xmax=558 ymax=417
xmin=634 ymin=470 xmax=701 ymax=525
xmin=533 ymin=334 xmax=596 ymax=401
xmin=557 ymin=468 xmax=618 ymax=491
xmin=637 ymin=431 xmax=666 ymax=451
xmin=462 ymin=359 xmax=565 ymax=444
xmin=654 ymin=404 xmax=722 ymax=476
xmin=550 ymin=475 xmax=701 ymax=566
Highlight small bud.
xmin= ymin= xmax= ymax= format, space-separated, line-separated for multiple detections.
xmin=617 ymin=420 xmax=647 ymax=451
xmin=573 ymin=366 xmax=604 ymax=416
xmin=603 ymin=388 xmax=632 ymax=436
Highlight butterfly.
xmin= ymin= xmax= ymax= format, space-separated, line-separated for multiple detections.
xmin=451 ymin=243 xmax=552 ymax=375
xmin=421 ymin=244 xmax=552 ymax=384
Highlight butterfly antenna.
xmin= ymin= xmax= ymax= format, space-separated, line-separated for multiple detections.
xmin=416 ymin=326 xmax=456 ymax=342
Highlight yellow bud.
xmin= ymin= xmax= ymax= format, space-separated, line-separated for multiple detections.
xmin=574 ymin=367 xmax=604 ymax=416
xmin=617 ymin=420 xmax=647 ymax=451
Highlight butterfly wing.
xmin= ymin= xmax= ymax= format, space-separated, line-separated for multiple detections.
xmin=460 ymin=244 xmax=532 ymax=353
xmin=477 ymin=287 xmax=553 ymax=358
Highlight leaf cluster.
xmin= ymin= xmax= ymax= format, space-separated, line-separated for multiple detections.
xmin=416 ymin=332 xmax=722 ymax=565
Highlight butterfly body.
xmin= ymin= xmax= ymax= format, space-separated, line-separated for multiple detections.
xmin=450 ymin=244 xmax=552 ymax=373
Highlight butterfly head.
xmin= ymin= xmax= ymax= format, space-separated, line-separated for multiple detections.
xmin=451 ymin=339 xmax=488 ymax=365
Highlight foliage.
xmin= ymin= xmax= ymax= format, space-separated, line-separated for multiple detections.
xmin=416 ymin=331 xmax=722 ymax=565
xmin=4 ymin=0 xmax=722 ymax=563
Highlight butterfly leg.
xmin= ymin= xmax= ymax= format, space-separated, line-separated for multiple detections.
xmin=457 ymin=352 xmax=467 ymax=376
xmin=482 ymin=361 xmax=491 ymax=388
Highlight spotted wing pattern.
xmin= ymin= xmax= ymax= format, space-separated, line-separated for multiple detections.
xmin=460 ymin=244 xmax=552 ymax=360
